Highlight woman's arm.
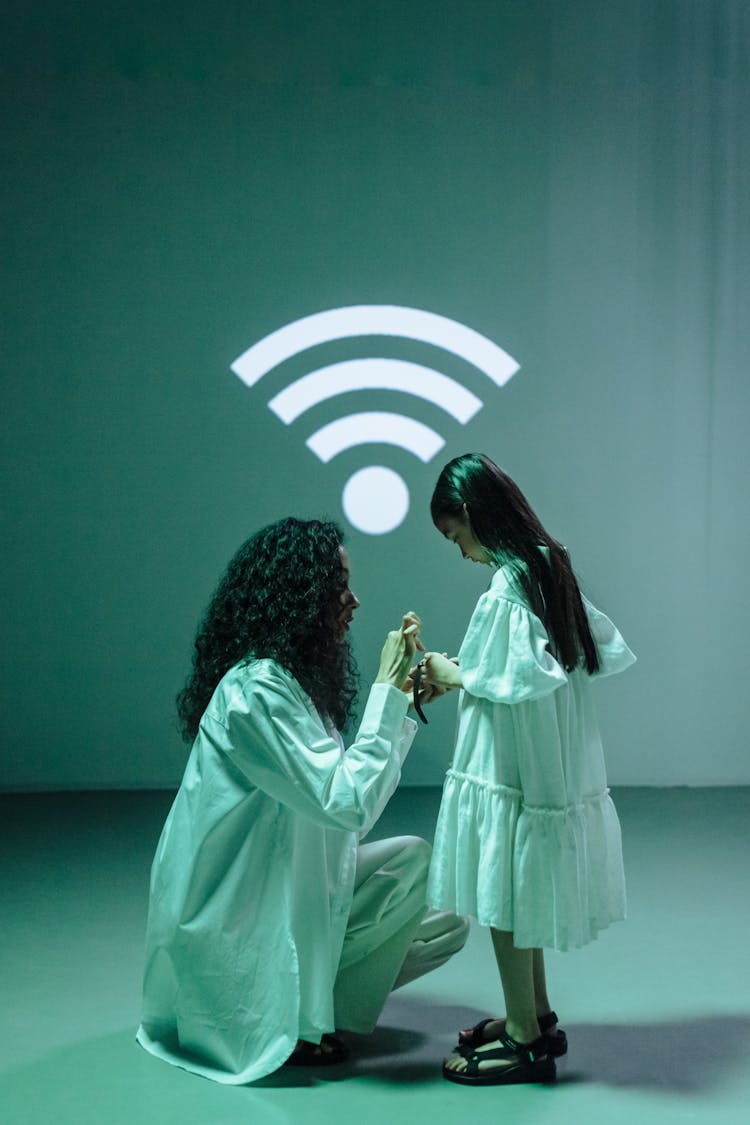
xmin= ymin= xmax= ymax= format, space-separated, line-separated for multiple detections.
xmin=211 ymin=615 xmax=423 ymax=833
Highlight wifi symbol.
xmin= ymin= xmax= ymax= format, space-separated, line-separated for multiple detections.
xmin=230 ymin=305 xmax=519 ymax=534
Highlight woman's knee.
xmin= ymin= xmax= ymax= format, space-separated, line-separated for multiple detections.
xmin=373 ymin=835 xmax=431 ymax=889
xmin=398 ymin=835 xmax=432 ymax=877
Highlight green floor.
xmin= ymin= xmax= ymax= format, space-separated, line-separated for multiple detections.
xmin=1 ymin=787 xmax=748 ymax=1125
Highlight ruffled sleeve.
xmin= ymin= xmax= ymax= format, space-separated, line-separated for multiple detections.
xmin=459 ymin=590 xmax=568 ymax=704
xmin=583 ymin=596 xmax=637 ymax=678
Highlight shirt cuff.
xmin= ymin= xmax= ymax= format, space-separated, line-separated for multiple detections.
xmin=362 ymin=681 xmax=409 ymax=726
xmin=357 ymin=683 xmax=418 ymax=773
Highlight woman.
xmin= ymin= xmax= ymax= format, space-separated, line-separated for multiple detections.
xmin=136 ymin=517 xmax=467 ymax=1084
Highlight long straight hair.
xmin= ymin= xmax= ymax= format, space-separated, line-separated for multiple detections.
xmin=431 ymin=454 xmax=599 ymax=674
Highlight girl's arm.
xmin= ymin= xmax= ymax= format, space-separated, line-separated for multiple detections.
xmin=420 ymin=651 xmax=462 ymax=691
xmin=422 ymin=592 xmax=576 ymax=705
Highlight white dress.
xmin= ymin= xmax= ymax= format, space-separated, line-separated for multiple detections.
xmin=136 ymin=659 xmax=416 ymax=1084
xmin=427 ymin=564 xmax=636 ymax=951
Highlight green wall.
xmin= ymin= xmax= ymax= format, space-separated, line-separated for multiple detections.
xmin=3 ymin=1 xmax=748 ymax=789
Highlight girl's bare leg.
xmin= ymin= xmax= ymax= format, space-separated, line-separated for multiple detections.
xmin=489 ymin=928 xmax=540 ymax=1043
xmin=532 ymin=948 xmax=556 ymax=1025
xmin=457 ymin=943 xmax=556 ymax=1045
xmin=444 ymin=929 xmax=541 ymax=1075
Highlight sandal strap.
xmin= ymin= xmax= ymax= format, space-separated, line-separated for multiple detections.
xmin=462 ymin=1032 xmax=548 ymax=1077
xmin=500 ymin=1031 xmax=548 ymax=1064
xmin=457 ymin=1016 xmax=496 ymax=1047
xmin=461 ymin=1012 xmax=560 ymax=1041
xmin=287 ymin=1035 xmax=348 ymax=1065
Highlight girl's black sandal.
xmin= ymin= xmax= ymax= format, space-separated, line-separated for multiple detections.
xmin=443 ymin=1031 xmax=557 ymax=1086
xmin=456 ymin=1010 xmax=567 ymax=1057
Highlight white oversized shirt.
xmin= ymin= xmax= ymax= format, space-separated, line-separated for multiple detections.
xmin=136 ymin=658 xmax=416 ymax=1084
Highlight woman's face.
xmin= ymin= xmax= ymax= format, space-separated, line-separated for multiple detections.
xmin=435 ymin=508 xmax=491 ymax=565
xmin=333 ymin=547 xmax=360 ymax=640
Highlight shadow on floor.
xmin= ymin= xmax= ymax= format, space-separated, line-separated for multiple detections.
xmin=256 ymin=995 xmax=750 ymax=1094
xmin=5 ymin=1004 xmax=749 ymax=1100
xmin=555 ymin=1013 xmax=750 ymax=1093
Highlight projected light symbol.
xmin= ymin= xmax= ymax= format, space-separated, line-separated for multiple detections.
xmin=231 ymin=305 xmax=520 ymax=534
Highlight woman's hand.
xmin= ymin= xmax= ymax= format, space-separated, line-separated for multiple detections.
xmin=375 ymin=612 xmax=424 ymax=689
xmin=419 ymin=651 xmax=462 ymax=691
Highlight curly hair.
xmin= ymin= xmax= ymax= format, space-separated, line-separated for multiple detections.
xmin=176 ymin=518 xmax=358 ymax=741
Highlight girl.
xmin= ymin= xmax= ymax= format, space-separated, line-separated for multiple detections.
xmin=419 ymin=455 xmax=635 ymax=1086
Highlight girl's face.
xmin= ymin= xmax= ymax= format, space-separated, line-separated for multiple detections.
xmin=435 ymin=508 xmax=491 ymax=565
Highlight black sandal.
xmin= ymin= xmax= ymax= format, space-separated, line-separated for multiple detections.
xmin=443 ymin=1031 xmax=556 ymax=1086
xmin=456 ymin=1010 xmax=567 ymax=1057
xmin=286 ymin=1033 xmax=349 ymax=1066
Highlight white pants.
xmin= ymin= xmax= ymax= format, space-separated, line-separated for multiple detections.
xmin=333 ymin=836 xmax=469 ymax=1035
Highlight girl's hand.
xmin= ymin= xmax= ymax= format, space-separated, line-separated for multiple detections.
xmin=375 ymin=613 xmax=424 ymax=689
xmin=406 ymin=677 xmax=448 ymax=709
xmin=405 ymin=655 xmax=449 ymax=710
xmin=420 ymin=651 xmax=462 ymax=691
